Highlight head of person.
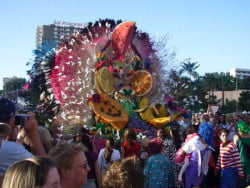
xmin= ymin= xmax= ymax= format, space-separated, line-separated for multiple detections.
xmin=74 ymin=127 xmax=89 ymax=143
xmin=202 ymin=113 xmax=210 ymax=122
xmin=48 ymin=142 xmax=90 ymax=188
xmin=24 ymin=126 xmax=53 ymax=154
xmin=157 ymin=128 xmax=167 ymax=140
xmin=237 ymin=121 xmax=250 ymax=135
xmin=2 ymin=156 xmax=61 ymax=188
xmin=38 ymin=127 xmax=53 ymax=153
xmin=102 ymin=156 xmax=145 ymax=188
xmin=186 ymin=125 xmax=196 ymax=135
xmin=0 ymin=98 xmax=17 ymax=140
xmin=105 ymin=137 xmax=115 ymax=162
xmin=219 ymin=128 xmax=230 ymax=143
xmin=0 ymin=122 xmax=11 ymax=148
xmin=210 ymin=117 xmax=218 ymax=126
xmin=79 ymin=134 xmax=93 ymax=151
xmin=147 ymin=138 xmax=163 ymax=156
xmin=198 ymin=121 xmax=215 ymax=147
xmin=123 ymin=127 xmax=137 ymax=143
xmin=170 ymin=125 xmax=182 ymax=150
xmin=218 ymin=114 xmax=225 ymax=124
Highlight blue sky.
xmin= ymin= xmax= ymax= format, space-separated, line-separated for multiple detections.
xmin=0 ymin=0 xmax=249 ymax=89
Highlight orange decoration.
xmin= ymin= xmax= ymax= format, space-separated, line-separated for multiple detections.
xmin=130 ymin=70 xmax=153 ymax=96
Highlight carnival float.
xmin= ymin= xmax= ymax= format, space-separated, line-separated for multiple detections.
xmin=29 ymin=19 xmax=186 ymax=139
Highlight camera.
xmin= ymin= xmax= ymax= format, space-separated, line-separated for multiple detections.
xmin=15 ymin=114 xmax=30 ymax=127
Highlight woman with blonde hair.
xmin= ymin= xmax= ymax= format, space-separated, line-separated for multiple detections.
xmin=2 ymin=156 xmax=61 ymax=188
xmin=102 ymin=156 xmax=145 ymax=188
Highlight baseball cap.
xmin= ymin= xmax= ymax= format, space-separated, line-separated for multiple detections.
xmin=0 ymin=98 xmax=16 ymax=123
xmin=0 ymin=123 xmax=11 ymax=136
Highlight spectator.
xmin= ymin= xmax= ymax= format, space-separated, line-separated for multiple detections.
xmin=121 ymin=127 xmax=141 ymax=158
xmin=2 ymin=156 xmax=61 ymax=188
xmin=24 ymin=126 xmax=53 ymax=154
xmin=144 ymin=138 xmax=175 ymax=188
xmin=176 ymin=126 xmax=209 ymax=188
xmin=215 ymin=128 xmax=244 ymax=188
xmin=98 ymin=137 xmax=120 ymax=174
xmin=49 ymin=142 xmax=90 ymax=188
xmin=0 ymin=98 xmax=45 ymax=184
xmin=102 ymin=156 xmax=145 ymax=188
xmin=234 ymin=121 xmax=250 ymax=186
xmin=80 ymin=134 xmax=102 ymax=188
xmin=157 ymin=128 xmax=183 ymax=188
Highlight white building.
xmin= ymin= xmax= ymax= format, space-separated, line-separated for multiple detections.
xmin=230 ymin=68 xmax=250 ymax=79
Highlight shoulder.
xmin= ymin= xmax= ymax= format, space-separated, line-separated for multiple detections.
xmin=1 ymin=141 xmax=31 ymax=154
xmin=99 ymin=148 xmax=105 ymax=155
xmin=0 ymin=141 xmax=33 ymax=164
xmin=113 ymin=149 xmax=120 ymax=154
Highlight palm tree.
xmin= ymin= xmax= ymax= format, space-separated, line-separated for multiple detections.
xmin=181 ymin=58 xmax=200 ymax=80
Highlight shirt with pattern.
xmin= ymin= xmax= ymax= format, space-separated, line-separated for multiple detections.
xmin=144 ymin=153 xmax=175 ymax=188
xmin=216 ymin=142 xmax=244 ymax=176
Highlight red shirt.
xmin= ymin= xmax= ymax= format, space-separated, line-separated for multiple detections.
xmin=121 ymin=141 xmax=141 ymax=158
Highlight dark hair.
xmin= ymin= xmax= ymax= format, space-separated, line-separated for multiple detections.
xmin=219 ymin=128 xmax=229 ymax=136
xmin=0 ymin=98 xmax=15 ymax=123
xmin=105 ymin=137 xmax=115 ymax=163
xmin=170 ymin=127 xmax=182 ymax=150
xmin=81 ymin=134 xmax=93 ymax=151
xmin=186 ymin=126 xmax=197 ymax=135
xmin=147 ymin=138 xmax=163 ymax=156
xmin=102 ymin=156 xmax=145 ymax=188
xmin=157 ymin=128 xmax=167 ymax=138
xmin=123 ymin=128 xmax=137 ymax=144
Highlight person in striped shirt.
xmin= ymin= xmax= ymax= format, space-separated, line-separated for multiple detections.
xmin=215 ymin=128 xmax=244 ymax=188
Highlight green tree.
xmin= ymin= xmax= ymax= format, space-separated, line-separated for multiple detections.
xmin=238 ymin=91 xmax=250 ymax=111
xmin=202 ymin=73 xmax=218 ymax=101
xmin=181 ymin=58 xmax=200 ymax=80
xmin=3 ymin=77 xmax=26 ymax=91
xmin=222 ymin=99 xmax=237 ymax=114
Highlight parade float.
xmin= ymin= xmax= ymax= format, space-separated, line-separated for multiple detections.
xmin=29 ymin=19 xmax=186 ymax=139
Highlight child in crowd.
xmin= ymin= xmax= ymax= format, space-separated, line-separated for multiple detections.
xmin=215 ymin=128 xmax=244 ymax=188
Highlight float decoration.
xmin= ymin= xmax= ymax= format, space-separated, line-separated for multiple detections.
xmin=29 ymin=19 xmax=185 ymax=136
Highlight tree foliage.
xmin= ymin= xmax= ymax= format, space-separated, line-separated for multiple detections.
xmin=238 ymin=91 xmax=250 ymax=111
xmin=3 ymin=77 xmax=26 ymax=91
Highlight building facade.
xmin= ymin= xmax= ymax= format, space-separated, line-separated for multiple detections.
xmin=229 ymin=68 xmax=250 ymax=79
xmin=36 ymin=21 xmax=84 ymax=48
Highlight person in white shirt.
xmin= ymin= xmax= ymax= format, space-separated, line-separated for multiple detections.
xmin=98 ymin=137 xmax=120 ymax=174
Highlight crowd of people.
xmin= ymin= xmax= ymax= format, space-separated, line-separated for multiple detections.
xmin=0 ymin=97 xmax=250 ymax=188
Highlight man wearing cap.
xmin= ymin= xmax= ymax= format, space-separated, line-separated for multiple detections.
xmin=0 ymin=98 xmax=46 ymax=185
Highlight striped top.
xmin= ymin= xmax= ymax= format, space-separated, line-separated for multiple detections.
xmin=216 ymin=142 xmax=244 ymax=176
